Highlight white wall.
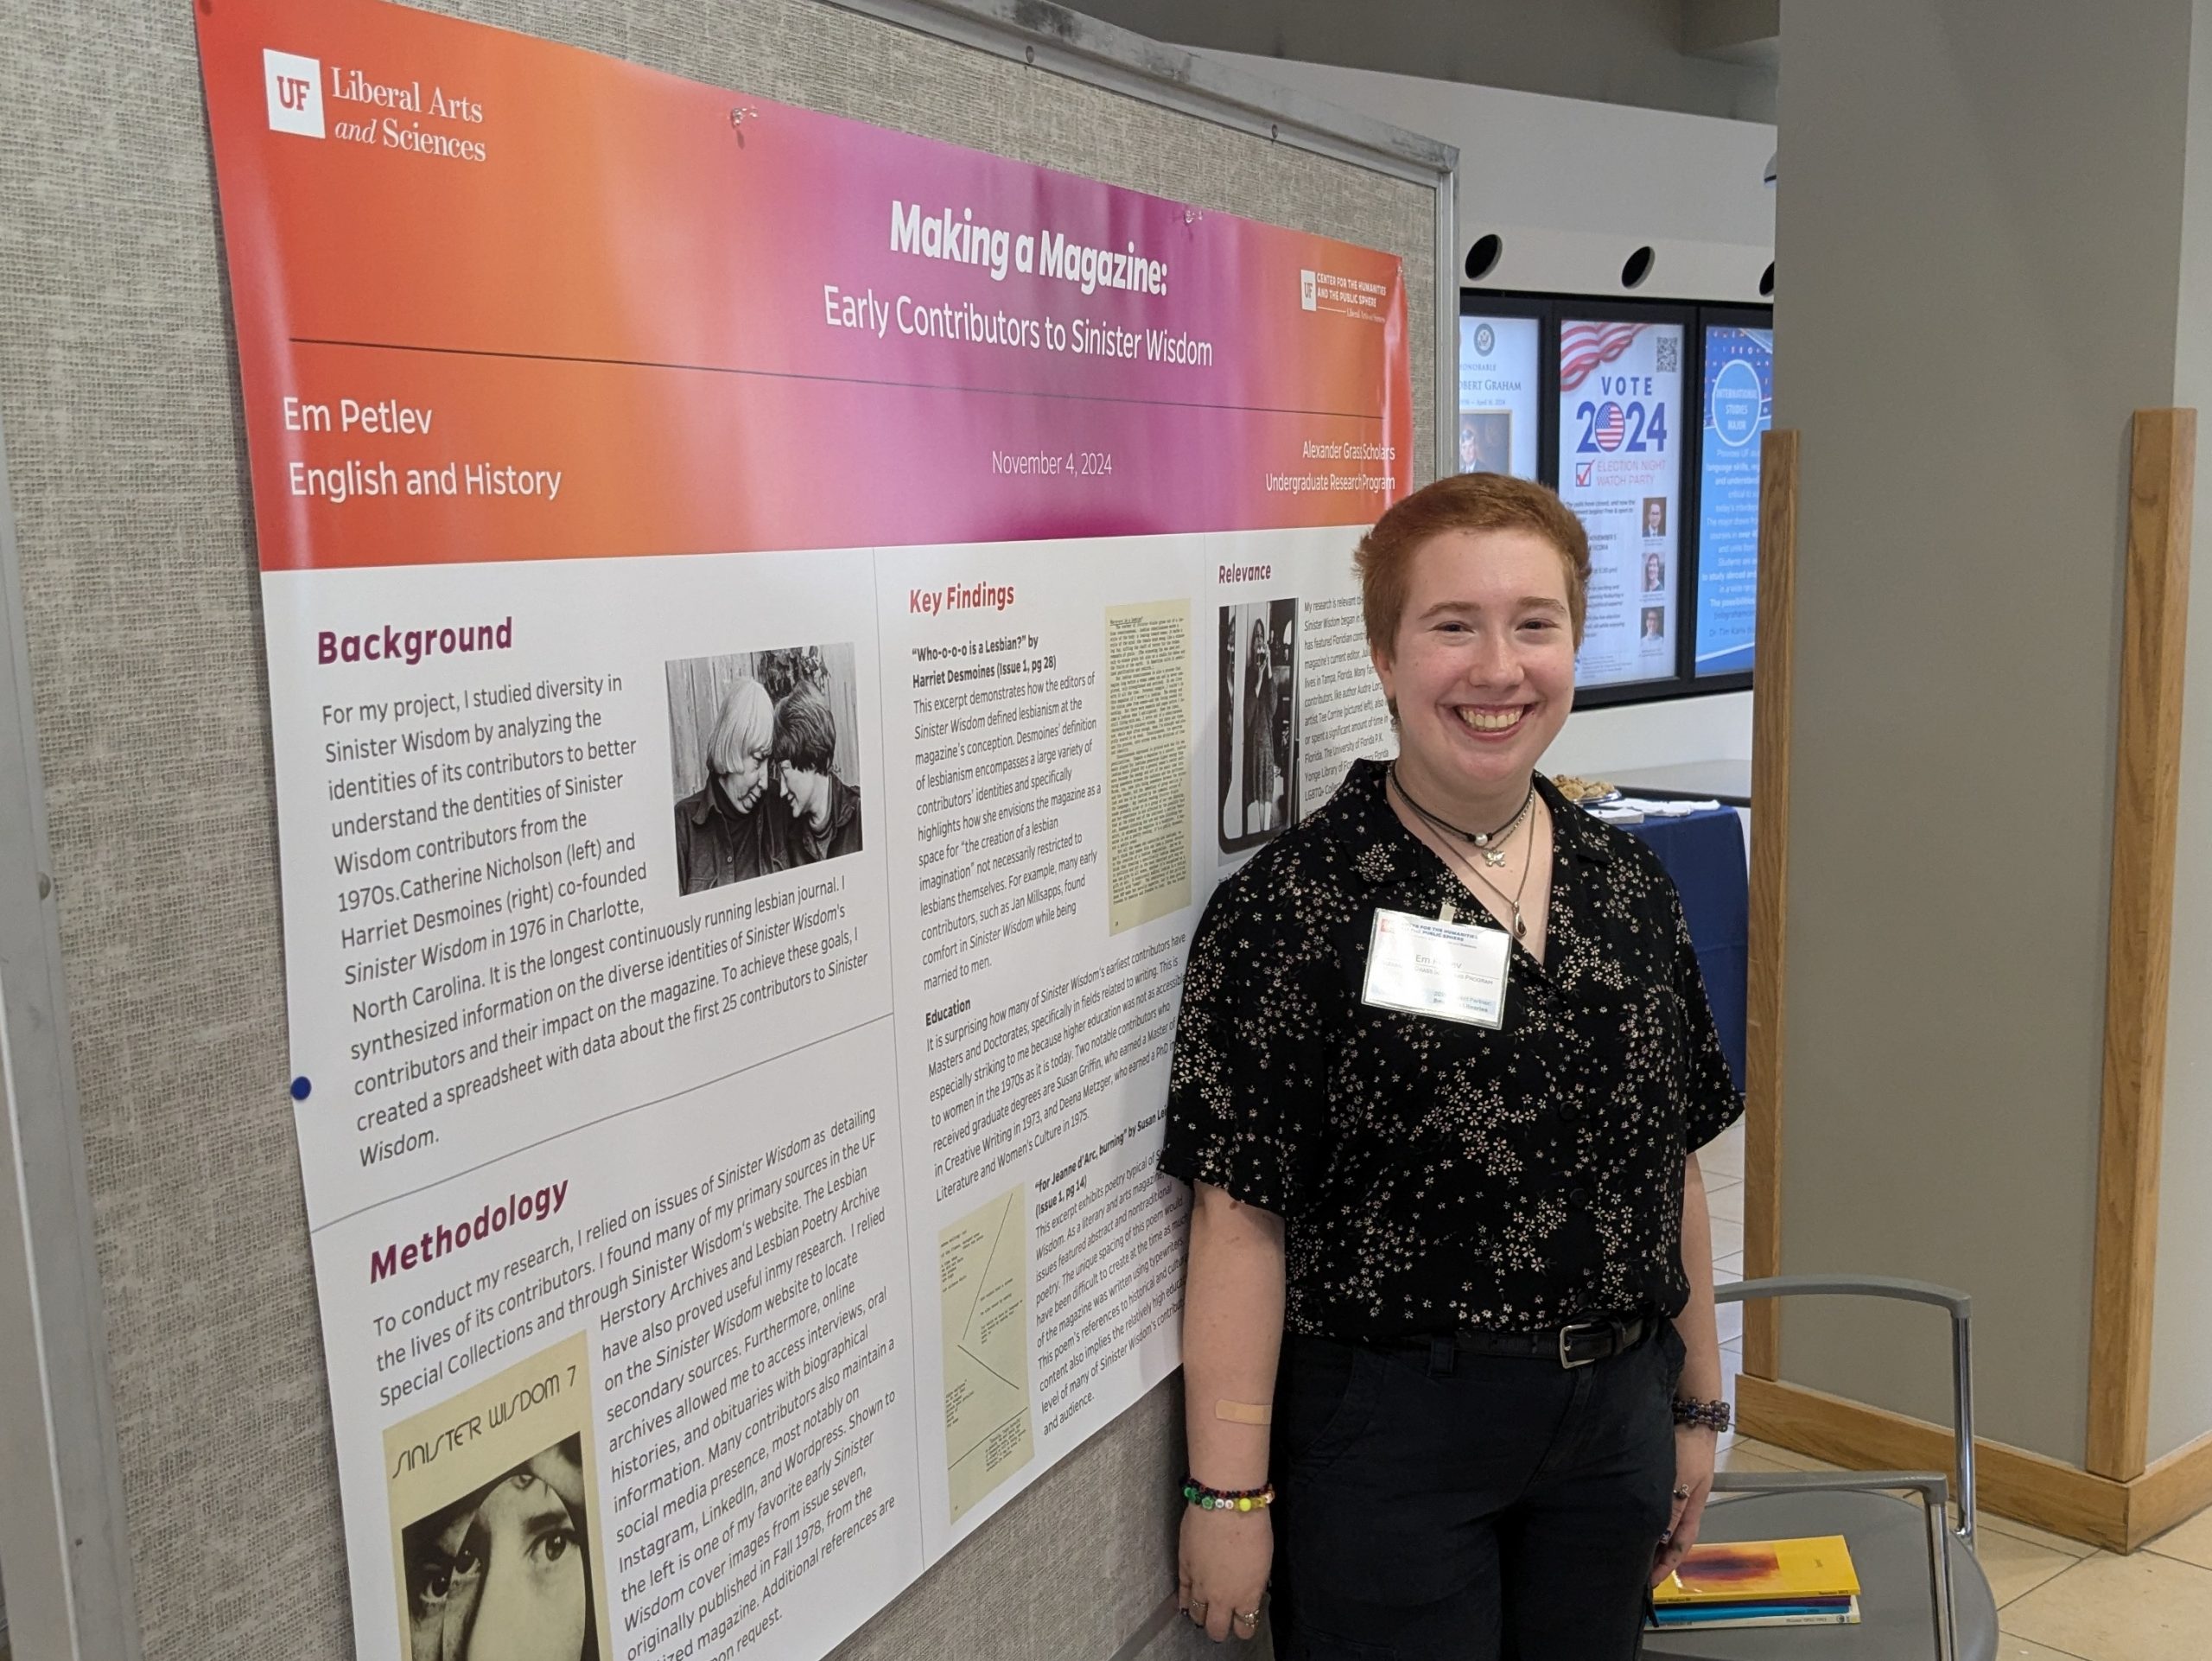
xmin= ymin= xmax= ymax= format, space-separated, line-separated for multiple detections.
xmin=1773 ymin=0 xmax=2192 ymax=1466
xmin=1205 ymin=50 xmax=1776 ymax=300
xmin=1092 ymin=0 xmax=1777 ymax=122
xmin=2149 ymin=0 xmax=2212 ymax=1469
xmin=1209 ymin=51 xmax=1770 ymax=773
xmin=1540 ymin=690 xmax=1753 ymax=774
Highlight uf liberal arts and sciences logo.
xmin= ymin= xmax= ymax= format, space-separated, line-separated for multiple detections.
xmin=264 ymin=49 xmax=324 ymax=137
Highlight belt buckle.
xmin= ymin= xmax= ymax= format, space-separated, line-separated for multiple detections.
xmin=1557 ymin=1320 xmax=1611 ymax=1369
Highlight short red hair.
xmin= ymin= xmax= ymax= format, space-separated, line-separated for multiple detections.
xmin=1355 ymin=472 xmax=1592 ymax=655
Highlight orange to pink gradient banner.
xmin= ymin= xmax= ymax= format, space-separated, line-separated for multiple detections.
xmin=194 ymin=0 xmax=1413 ymax=572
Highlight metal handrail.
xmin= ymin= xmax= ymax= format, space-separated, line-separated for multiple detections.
xmin=1713 ymin=1274 xmax=1977 ymax=1550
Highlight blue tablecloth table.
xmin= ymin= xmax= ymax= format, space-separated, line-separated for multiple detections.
xmin=1621 ymin=806 xmax=1748 ymax=1092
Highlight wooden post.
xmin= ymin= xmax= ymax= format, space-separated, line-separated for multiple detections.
xmin=1736 ymin=412 xmax=2212 ymax=1547
xmin=1744 ymin=428 xmax=1798 ymax=1380
xmin=2085 ymin=408 xmax=2195 ymax=1480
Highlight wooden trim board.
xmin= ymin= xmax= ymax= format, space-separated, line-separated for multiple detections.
xmin=2085 ymin=408 xmax=2196 ymax=1480
xmin=2134 ymin=1416 xmax=2212 ymax=1543
xmin=1739 ymin=1373 xmax=2212 ymax=1554
xmin=1742 ymin=427 xmax=1798 ymax=1379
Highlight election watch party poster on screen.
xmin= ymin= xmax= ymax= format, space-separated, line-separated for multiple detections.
xmin=1554 ymin=317 xmax=1684 ymax=690
xmin=194 ymin=3 xmax=1411 ymax=1658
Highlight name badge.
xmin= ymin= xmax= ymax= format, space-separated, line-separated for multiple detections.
xmin=1361 ymin=907 xmax=1510 ymax=1028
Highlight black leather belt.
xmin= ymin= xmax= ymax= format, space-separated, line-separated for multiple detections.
xmin=1451 ymin=1315 xmax=1649 ymax=1369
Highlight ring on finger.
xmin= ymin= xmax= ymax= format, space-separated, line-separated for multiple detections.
xmin=1672 ymin=1485 xmax=1691 ymax=1500
xmin=1234 ymin=1608 xmax=1262 ymax=1626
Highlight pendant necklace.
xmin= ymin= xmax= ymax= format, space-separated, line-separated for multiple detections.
xmin=1388 ymin=767 xmax=1535 ymax=866
xmin=1389 ymin=766 xmax=1541 ymax=941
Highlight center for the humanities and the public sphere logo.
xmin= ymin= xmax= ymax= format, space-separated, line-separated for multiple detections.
xmin=264 ymin=48 xmax=325 ymax=137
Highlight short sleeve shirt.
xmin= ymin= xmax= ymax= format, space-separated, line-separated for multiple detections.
xmin=1157 ymin=759 xmax=1742 ymax=1342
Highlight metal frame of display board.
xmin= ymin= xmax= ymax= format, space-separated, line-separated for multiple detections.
xmin=0 ymin=4 xmax=1457 ymax=1658
xmin=0 ymin=397 xmax=143 ymax=1661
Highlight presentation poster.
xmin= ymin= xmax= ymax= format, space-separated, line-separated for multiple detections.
xmin=1695 ymin=325 xmax=1772 ymax=676
xmin=1456 ymin=314 xmax=1541 ymax=480
xmin=1555 ymin=318 xmax=1684 ymax=689
xmin=195 ymin=3 xmax=1409 ymax=1658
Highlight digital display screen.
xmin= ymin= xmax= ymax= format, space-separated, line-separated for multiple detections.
xmin=1554 ymin=318 xmax=1684 ymax=690
xmin=1457 ymin=314 xmax=1541 ymax=480
xmin=1695 ymin=325 xmax=1772 ymax=676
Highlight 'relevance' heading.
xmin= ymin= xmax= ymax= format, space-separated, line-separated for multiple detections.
xmin=892 ymin=200 xmax=1169 ymax=296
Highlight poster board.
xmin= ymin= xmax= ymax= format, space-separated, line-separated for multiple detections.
xmin=0 ymin=3 xmax=1452 ymax=1659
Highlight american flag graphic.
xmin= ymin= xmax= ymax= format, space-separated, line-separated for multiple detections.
xmin=1593 ymin=402 xmax=1627 ymax=450
xmin=1560 ymin=321 xmax=1645 ymax=391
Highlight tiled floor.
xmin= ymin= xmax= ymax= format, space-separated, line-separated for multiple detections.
xmin=1700 ymin=1119 xmax=2212 ymax=1659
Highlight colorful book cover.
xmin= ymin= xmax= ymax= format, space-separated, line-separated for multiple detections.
xmin=1653 ymin=1535 xmax=1862 ymax=1607
xmin=1650 ymin=1595 xmax=1862 ymax=1630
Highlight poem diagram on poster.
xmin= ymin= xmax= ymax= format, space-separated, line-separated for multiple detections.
xmin=940 ymin=1188 xmax=1033 ymax=1520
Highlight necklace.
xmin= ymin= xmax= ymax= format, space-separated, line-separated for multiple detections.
xmin=1389 ymin=767 xmax=1535 ymax=866
xmin=1389 ymin=766 xmax=1541 ymax=942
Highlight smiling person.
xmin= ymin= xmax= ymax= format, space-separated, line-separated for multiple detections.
xmin=674 ymin=676 xmax=794 ymax=894
xmin=1160 ymin=472 xmax=1740 ymax=1658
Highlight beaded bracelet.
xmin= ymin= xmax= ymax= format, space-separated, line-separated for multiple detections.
xmin=1673 ymin=1396 xmax=1732 ymax=1433
xmin=1181 ymin=1476 xmax=1276 ymax=1512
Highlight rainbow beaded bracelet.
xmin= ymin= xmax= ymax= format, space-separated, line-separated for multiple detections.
xmin=1181 ymin=1477 xmax=1276 ymax=1512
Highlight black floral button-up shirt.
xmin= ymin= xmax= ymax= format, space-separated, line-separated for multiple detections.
xmin=1159 ymin=758 xmax=1742 ymax=1341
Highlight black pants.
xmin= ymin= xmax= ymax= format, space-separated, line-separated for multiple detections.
xmin=1270 ymin=1323 xmax=1683 ymax=1660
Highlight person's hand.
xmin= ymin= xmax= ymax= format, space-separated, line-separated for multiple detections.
xmin=1652 ymin=1425 xmax=1718 ymax=1586
xmin=1179 ymin=1503 xmax=1272 ymax=1642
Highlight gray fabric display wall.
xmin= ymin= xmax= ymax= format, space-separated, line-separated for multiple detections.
xmin=0 ymin=3 xmax=1448 ymax=1658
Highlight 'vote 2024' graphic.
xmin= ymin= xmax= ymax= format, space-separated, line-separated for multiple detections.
xmin=1557 ymin=321 xmax=1683 ymax=688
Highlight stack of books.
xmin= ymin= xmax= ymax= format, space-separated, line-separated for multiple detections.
xmin=1649 ymin=1534 xmax=1863 ymax=1632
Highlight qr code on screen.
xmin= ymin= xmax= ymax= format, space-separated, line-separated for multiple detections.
xmin=1656 ymin=335 xmax=1679 ymax=372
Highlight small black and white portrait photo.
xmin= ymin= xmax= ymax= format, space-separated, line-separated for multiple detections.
xmin=1641 ymin=606 xmax=1668 ymax=641
xmin=1458 ymin=410 xmax=1511 ymax=476
xmin=401 ymin=1434 xmax=599 ymax=1661
xmin=667 ymin=643 xmax=863 ymax=896
xmin=1218 ymin=599 xmax=1298 ymax=854
xmin=1641 ymin=495 xmax=1668 ymax=538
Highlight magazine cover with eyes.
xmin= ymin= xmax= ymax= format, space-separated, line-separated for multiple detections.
xmin=385 ymin=1333 xmax=614 ymax=1661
